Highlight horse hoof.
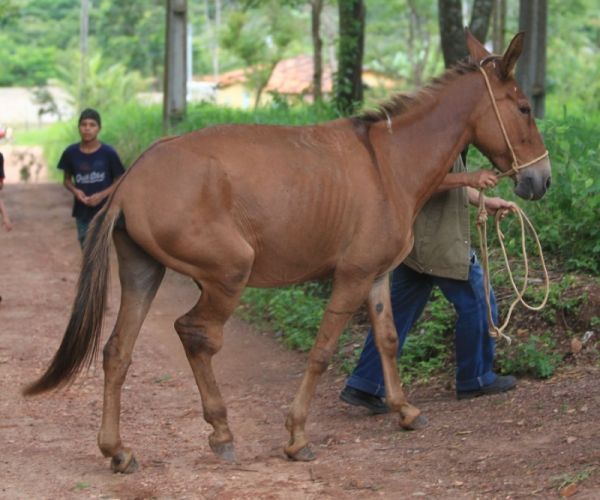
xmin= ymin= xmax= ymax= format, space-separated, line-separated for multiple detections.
xmin=285 ymin=445 xmax=316 ymax=462
xmin=400 ymin=413 xmax=429 ymax=431
xmin=212 ymin=442 xmax=237 ymax=464
xmin=111 ymin=450 xmax=139 ymax=474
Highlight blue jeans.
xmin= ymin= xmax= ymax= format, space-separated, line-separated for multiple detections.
xmin=346 ymin=254 xmax=498 ymax=395
xmin=75 ymin=218 xmax=90 ymax=249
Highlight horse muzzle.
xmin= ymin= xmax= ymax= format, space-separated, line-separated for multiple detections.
xmin=513 ymin=157 xmax=552 ymax=201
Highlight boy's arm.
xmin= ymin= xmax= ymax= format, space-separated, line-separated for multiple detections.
xmin=86 ymin=182 xmax=119 ymax=207
xmin=63 ymin=171 xmax=88 ymax=205
xmin=87 ymin=149 xmax=124 ymax=207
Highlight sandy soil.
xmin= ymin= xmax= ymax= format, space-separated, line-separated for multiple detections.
xmin=1 ymin=179 xmax=599 ymax=499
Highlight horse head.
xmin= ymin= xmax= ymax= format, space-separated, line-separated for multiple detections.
xmin=466 ymin=29 xmax=551 ymax=201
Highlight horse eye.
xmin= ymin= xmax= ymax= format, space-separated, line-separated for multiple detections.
xmin=519 ymin=105 xmax=531 ymax=115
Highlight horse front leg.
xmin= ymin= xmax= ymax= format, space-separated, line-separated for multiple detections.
xmin=98 ymin=230 xmax=165 ymax=473
xmin=367 ymin=274 xmax=428 ymax=430
xmin=284 ymin=273 xmax=375 ymax=461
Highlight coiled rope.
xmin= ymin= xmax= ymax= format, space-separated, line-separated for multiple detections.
xmin=477 ymin=190 xmax=550 ymax=342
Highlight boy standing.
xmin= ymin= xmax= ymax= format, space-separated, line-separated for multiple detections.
xmin=58 ymin=109 xmax=125 ymax=248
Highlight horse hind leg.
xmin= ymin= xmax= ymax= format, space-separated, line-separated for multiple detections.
xmin=174 ymin=242 xmax=253 ymax=463
xmin=97 ymin=228 xmax=165 ymax=473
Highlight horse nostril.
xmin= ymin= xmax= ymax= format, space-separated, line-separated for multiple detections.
xmin=545 ymin=177 xmax=552 ymax=190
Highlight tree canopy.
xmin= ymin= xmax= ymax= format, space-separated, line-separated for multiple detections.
xmin=0 ymin=0 xmax=597 ymax=113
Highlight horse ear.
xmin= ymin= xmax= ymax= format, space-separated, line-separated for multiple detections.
xmin=465 ymin=27 xmax=489 ymax=63
xmin=499 ymin=32 xmax=525 ymax=79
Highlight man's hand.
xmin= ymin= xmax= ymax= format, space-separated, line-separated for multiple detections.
xmin=483 ymin=196 xmax=518 ymax=220
xmin=466 ymin=170 xmax=498 ymax=190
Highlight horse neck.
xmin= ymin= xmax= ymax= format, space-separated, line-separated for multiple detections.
xmin=373 ymin=72 xmax=484 ymax=213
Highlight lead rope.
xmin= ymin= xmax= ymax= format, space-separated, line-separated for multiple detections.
xmin=476 ymin=63 xmax=550 ymax=341
xmin=477 ymin=190 xmax=550 ymax=342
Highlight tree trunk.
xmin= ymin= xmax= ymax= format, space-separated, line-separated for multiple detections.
xmin=79 ymin=0 xmax=89 ymax=107
xmin=438 ymin=0 xmax=466 ymax=67
xmin=438 ymin=0 xmax=494 ymax=68
xmin=469 ymin=0 xmax=493 ymax=44
xmin=311 ymin=0 xmax=324 ymax=102
xmin=491 ymin=0 xmax=506 ymax=53
xmin=516 ymin=0 xmax=547 ymax=118
xmin=163 ymin=0 xmax=188 ymax=132
xmin=204 ymin=0 xmax=221 ymax=80
xmin=335 ymin=0 xmax=365 ymax=115
xmin=407 ymin=0 xmax=430 ymax=87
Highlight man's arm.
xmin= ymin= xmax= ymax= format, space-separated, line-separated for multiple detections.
xmin=434 ymin=169 xmax=517 ymax=219
xmin=434 ymin=170 xmax=499 ymax=193
xmin=467 ymin=186 xmax=517 ymax=218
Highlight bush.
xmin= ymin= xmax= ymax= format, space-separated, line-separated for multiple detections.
xmin=398 ymin=289 xmax=455 ymax=383
xmin=496 ymin=333 xmax=562 ymax=379
xmin=240 ymin=283 xmax=328 ymax=352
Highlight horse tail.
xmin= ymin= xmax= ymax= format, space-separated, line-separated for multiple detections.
xmin=23 ymin=206 xmax=119 ymax=396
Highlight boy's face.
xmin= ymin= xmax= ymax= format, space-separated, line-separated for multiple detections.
xmin=79 ymin=118 xmax=100 ymax=143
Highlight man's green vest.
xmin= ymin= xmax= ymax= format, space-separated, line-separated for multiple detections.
xmin=403 ymin=157 xmax=471 ymax=280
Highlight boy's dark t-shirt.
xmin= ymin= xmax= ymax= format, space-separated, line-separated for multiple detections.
xmin=58 ymin=143 xmax=125 ymax=221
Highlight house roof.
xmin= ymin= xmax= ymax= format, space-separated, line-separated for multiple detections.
xmin=196 ymin=55 xmax=400 ymax=95
xmin=196 ymin=55 xmax=332 ymax=94
xmin=264 ymin=54 xmax=333 ymax=95
xmin=198 ymin=67 xmax=248 ymax=87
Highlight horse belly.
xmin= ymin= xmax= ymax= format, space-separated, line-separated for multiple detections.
xmin=245 ymin=223 xmax=342 ymax=287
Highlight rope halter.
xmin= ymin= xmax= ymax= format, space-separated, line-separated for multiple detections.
xmin=477 ymin=58 xmax=549 ymax=178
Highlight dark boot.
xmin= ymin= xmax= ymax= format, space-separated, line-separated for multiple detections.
xmin=456 ymin=375 xmax=517 ymax=400
xmin=340 ymin=386 xmax=389 ymax=414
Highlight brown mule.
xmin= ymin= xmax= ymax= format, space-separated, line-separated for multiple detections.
xmin=24 ymin=30 xmax=551 ymax=472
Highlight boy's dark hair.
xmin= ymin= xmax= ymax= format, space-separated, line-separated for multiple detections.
xmin=78 ymin=108 xmax=101 ymax=127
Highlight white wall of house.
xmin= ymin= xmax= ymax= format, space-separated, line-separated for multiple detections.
xmin=0 ymin=87 xmax=73 ymax=129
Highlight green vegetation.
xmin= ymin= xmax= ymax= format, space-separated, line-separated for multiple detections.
xmin=470 ymin=108 xmax=600 ymax=275
xmin=398 ymin=290 xmax=454 ymax=383
xmin=497 ymin=333 xmax=562 ymax=379
xmin=552 ymin=466 xmax=596 ymax=492
xmin=240 ymin=284 xmax=329 ymax=352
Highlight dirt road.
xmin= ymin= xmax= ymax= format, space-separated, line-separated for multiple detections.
xmin=1 ymin=183 xmax=599 ymax=499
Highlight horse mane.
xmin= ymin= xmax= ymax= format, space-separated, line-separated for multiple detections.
xmin=355 ymin=59 xmax=479 ymax=124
